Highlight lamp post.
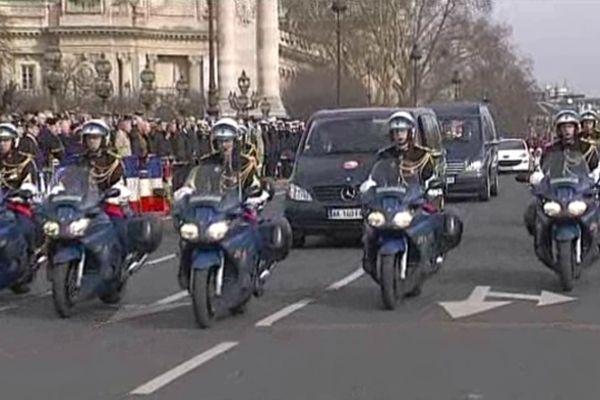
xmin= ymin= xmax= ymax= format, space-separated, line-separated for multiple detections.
xmin=410 ymin=43 xmax=422 ymax=107
xmin=451 ymin=70 xmax=462 ymax=101
xmin=228 ymin=70 xmax=259 ymax=120
xmin=94 ymin=53 xmax=113 ymax=113
xmin=175 ymin=74 xmax=191 ymax=116
xmin=139 ymin=55 xmax=156 ymax=115
xmin=366 ymin=59 xmax=373 ymax=105
xmin=331 ymin=0 xmax=347 ymax=107
xmin=259 ymin=97 xmax=271 ymax=119
xmin=44 ymin=44 xmax=63 ymax=113
xmin=206 ymin=0 xmax=218 ymax=116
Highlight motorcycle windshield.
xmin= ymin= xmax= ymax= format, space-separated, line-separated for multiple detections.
xmin=184 ymin=163 xmax=241 ymax=209
xmin=542 ymin=149 xmax=590 ymax=184
xmin=47 ymin=166 xmax=101 ymax=209
xmin=368 ymin=158 xmax=423 ymax=201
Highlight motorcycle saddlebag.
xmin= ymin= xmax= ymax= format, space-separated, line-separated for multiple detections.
xmin=443 ymin=212 xmax=463 ymax=251
xmin=259 ymin=217 xmax=292 ymax=262
xmin=127 ymin=215 xmax=163 ymax=254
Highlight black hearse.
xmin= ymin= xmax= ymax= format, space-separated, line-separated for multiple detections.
xmin=429 ymin=102 xmax=500 ymax=201
xmin=285 ymin=107 xmax=446 ymax=247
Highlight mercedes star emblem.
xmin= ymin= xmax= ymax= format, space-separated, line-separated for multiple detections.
xmin=340 ymin=186 xmax=358 ymax=201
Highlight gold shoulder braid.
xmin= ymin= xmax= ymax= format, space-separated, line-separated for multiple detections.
xmin=0 ymin=156 xmax=33 ymax=190
xmin=581 ymin=140 xmax=598 ymax=163
xmin=90 ymin=158 xmax=120 ymax=185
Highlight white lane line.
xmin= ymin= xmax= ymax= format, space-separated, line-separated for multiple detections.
xmin=275 ymin=190 xmax=286 ymax=197
xmin=153 ymin=290 xmax=188 ymax=306
xmin=0 ymin=305 xmax=17 ymax=312
xmin=255 ymin=298 xmax=313 ymax=327
xmin=104 ymin=302 xmax=191 ymax=325
xmin=130 ymin=341 xmax=239 ymax=396
xmin=326 ymin=268 xmax=365 ymax=291
xmin=146 ymin=253 xmax=177 ymax=266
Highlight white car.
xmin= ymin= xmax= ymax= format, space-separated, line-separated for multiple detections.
xmin=498 ymin=138 xmax=531 ymax=172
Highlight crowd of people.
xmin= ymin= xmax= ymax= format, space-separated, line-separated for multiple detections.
xmin=1 ymin=110 xmax=305 ymax=191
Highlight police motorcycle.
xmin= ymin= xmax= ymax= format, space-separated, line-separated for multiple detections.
xmin=517 ymin=153 xmax=600 ymax=292
xmin=0 ymin=185 xmax=44 ymax=294
xmin=172 ymin=163 xmax=291 ymax=329
xmin=360 ymin=161 xmax=463 ymax=309
xmin=40 ymin=166 xmax=162 ymax=317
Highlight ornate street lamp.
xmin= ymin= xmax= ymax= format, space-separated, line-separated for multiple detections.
xmin=207 ymin=0 xmax=218 ymax=116
xmin=228 ymin=70 xmax=259 ymax=119
xmin=175 ymin=75 xmax=191 ymax=116
xmin=331 ymin=0 xmax=347 ymax=107
xmin=44 ymin=45 xmax=63 ymax=113
xmin=410 ymin=43 xmax=422 ymax=107
xmin=259 ymin=97 xmax=271 ymax=119
xmin=94 ymin=53 xmax=114 ymax=113
xmin=139 ymin=55 xmax=156 ymax=115
xmin=451 ymin=70 xmax=462 ymax=101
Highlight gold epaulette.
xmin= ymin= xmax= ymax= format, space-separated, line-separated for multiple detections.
xmin=106 ymin=149 xmax=122 ymax=160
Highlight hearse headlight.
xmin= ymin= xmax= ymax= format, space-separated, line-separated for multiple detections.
xmin=288 ymin=184 xmax=313 ymax=202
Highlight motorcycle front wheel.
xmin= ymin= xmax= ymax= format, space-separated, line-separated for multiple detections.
xmin=556 ymin=241 xmax=575 ymax=292
xmin=380 ymin=254 xmax=398 ymax=310
xmin=191 ymin=269 xmax=217 ymax=329
xmin=51 ymin=262 xmax=78 ymax=318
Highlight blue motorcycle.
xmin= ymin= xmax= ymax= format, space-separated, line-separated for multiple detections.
xmin=362 ymin=178 xmax=462 ymax=310
xmin=524 ymin=173 xmax=599 ymax=291
xmin=173 ymin=163 xmax=291 ymax=329
xmin=0 ymin=188 xmax=42 ymax=294
xmin=41 ymin=166 xmax=162 ymax=317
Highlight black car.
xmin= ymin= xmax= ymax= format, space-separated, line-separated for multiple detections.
xmin=429 ymin=102 xmax=500 ymax=201
xmin=285 ymin=107 xmax=446 ymax=247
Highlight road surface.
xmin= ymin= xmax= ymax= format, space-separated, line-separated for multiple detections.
xmin=2 ymin=176 xmax=600 ymax=400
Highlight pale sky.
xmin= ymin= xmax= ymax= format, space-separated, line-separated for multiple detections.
xmin=493 ymin=0 xmax=600 ymax=96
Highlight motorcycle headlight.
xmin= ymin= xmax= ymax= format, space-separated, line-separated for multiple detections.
xmin=206 ymin=221 xmax=230 ymax=241
xmin=367 ymin=211 xmax=385 ymax=227
xmin=180 ymin=223 xmax=199 ymax=241
xmin=43 ymin=221 xmax=60 ymax=238
xmin=568 ymin=200 xmax=587 ymax=216
xmin=466 ymin=160 xmax=483 ymax=172
xmin=69 ymin=218 xmax=90 ymax=237
xmin=543 ymin=201 xmax=561 ymax=217
xmin=288 ymin=184 xmax=313 ymax=202
xmin=392 ymin=210 xmax=414 ymax=229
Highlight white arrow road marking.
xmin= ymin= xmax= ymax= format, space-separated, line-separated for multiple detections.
xmin=130 ymin=341 xmax=239 ymax=395
xmin=103 ymin=301 xmax=191 ymax=325
xmin=439 ymin=286 xmax=577 ymax=320
xmin=439 ymin=286 xmax=512 ymax=319
xmin=255 ymin=298 xmax=313 ymax=327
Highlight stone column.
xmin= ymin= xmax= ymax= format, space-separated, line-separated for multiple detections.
xmin=188 ymin=55 xmax=202 ymax=94
xmin=256 ymin=0 xmax=286 ymax=117
xmin=217 ymin=0 xmax=237 ymax=115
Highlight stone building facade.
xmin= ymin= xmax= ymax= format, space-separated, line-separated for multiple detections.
xmin=0 ymin=0 xmax=324 ymax=116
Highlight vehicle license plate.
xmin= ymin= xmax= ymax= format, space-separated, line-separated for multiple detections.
xmin=446 ymin=176 xmax=455 ymax=184
xmin=328 ymin=208 xmax=362 ymax=220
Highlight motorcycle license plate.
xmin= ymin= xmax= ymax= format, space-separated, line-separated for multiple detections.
xmin=328 ymin=208 xmax=362 ymax=220
xmin=446 ymin=176 xmax=455 ymax=184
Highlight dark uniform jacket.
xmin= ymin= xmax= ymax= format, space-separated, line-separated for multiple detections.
xmin=39 ymin=128 xmax=65 ymax=168
xmin=77 ymin=147 xmax=124 ymax=192
xmin=541 ymin=139 xmax=599 ymax=172
xmin=199 ymin=146 xmax=260 ymax=198
xmin=373 ymin=144 xmax=435 ymax=186
xmin=0 ymin=150 xmax=37 ymax=191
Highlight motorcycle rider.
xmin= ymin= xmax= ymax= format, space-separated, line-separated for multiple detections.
xmin=0 ymin=122 xmax=40 ymax=289
xmin=174 ymin=117 xmax=271 ymax=289
xmin=524 ymin=110 xmax=593 ymax=232
xmin=360 ymin=111 xmax=440 ymax=281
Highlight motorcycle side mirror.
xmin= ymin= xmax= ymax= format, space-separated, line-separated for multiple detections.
xmin=103 ymin=187 xmax=121 ymax=200
xmin=515 ymin=173 xmax=530 ymax=183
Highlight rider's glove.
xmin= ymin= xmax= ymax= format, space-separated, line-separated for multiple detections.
xmin=174 ymin=186 xmax=194 ymax=203
xmin=530 ymin=170 xmax=544 ymax=186
xmin=105 ymin=183 xmax=131 ymax=205
xmin=359 ymin=177 xmax=377 ymax=194
xmin=244 ymin=190 xmax=269 ymax=209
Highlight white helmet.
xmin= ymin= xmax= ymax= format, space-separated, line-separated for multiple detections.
xmin=554 ymin=110 xmax=579 ymax=129
xmin=388 ymin=111 xmax=416 ymax=131
xmin=0 ymin=122 xmax=18 ymax=140
xmin=81 ymin=119 xmax=110 ymax=137
xmin=580 ymin=109 xmax=598 ymax=123
xmin=211 ymin=117 xmax=240 ymax=141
